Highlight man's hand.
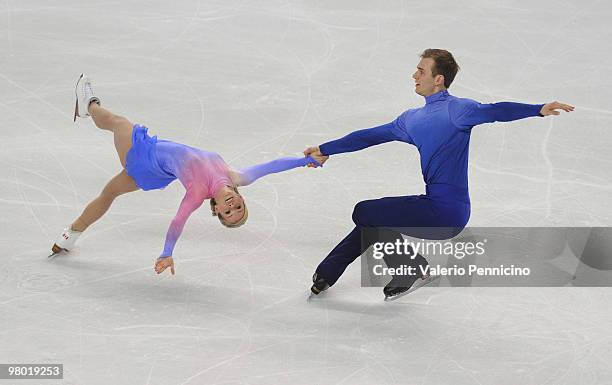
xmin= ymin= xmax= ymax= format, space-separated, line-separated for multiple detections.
xmin=540 ymin=101 xmax=574 ymax=116
xmin=304 ymin=146 xmax=329 ymax=168
xmin=155 ymin=256 xmax=175 ymax=275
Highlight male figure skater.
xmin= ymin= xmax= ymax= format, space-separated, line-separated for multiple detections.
xmin=305 ymin=48 xmax=574 ymax=299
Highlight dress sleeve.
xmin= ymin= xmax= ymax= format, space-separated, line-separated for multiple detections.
xmin=235 ymin=156 xmax=319 ymax=186
xmin=160 ymin=188 xmax=206 ymax=257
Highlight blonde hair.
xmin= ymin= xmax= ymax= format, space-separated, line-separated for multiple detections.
xmin=210 ymin=187 xmax=248 ymax=228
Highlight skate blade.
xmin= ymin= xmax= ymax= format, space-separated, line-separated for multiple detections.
xmin=307 ymin=290 xmax=320 ymax=302
xmin=48 ymin=244 xmax=66 ymax=259
xmin=384 ymin=274 xmax=441 ymax=302
xmin=73 ymin=73 xmax=84 ymax=122
xmin=73 ymin=99 xmax=78 ymax=122
xmin=306 ymin=288 xmax=327 ymax=302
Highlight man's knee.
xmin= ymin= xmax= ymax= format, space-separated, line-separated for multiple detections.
xmin=352 ymin=200 xmax=374 ymax=226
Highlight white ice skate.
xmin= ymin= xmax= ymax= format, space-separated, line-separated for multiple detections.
xmin=49 ymin=226 xmax=83 ymax=258
xmin=73 ymin=73 xmax=100 ymax=122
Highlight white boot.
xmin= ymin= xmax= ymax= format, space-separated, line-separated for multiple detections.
xmin=51 ymin=226 xmax=83 ymax=254
xmin=73 ymin=73 xmax=100 ymax=122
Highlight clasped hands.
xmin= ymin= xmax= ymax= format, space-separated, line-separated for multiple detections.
xmin=304 ymin=146 xmax=329 ymax=168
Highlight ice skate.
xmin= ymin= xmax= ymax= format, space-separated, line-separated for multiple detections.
xmin=308 ymin=272 xmax=330 ymax=300
xmin=48 ymin=226 xmax=82 ymax=258
xmin=73 ymin=73 xmax=100 ymax=122
xmin=383 ymin=273 xmax=440 ymax=301
xmin=383 ymin=254 xmax=436 ymax=301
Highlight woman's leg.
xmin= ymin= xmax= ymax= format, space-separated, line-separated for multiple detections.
xmin=71 ymin=169 xmax=139 ymax=232
xmin=88 ymin=103 xmax=134 ymax=168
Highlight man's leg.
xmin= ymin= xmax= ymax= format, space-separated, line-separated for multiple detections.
xmin=313 ymin=195 xmax=441 ymax=291
xmin=314 ymin=226 xmax=362 ymax=287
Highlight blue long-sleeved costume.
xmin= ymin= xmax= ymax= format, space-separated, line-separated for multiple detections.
xmin=315 ymin=89 xmax=544 ymax=286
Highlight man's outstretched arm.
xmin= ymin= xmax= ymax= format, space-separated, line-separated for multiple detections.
xmin=304 ymin=121 xmax=405 ymax=165
xmin=451 ymin=99 xmax=574 ymax=128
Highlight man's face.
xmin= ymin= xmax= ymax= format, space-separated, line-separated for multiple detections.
xmin=412 ymin=57 xmax=442 ymax=96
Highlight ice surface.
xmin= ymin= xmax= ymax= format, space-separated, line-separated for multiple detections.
xmin=1 ymin=0 xmax=611 ymax=384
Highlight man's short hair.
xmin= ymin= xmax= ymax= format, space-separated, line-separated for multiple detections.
xmin=420 ymin=49 xmax=460 ymax=88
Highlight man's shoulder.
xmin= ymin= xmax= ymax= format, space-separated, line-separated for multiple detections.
xmin=447 ymin=95 xmax=481 ymax=117
xmin=397 ymin=106 xmax=420 ymax=118
xmin=448 ymin=94 xmax=479 ymax=106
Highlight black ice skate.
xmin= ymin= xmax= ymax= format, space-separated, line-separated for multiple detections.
xmin=310 ymin=272 xmax=330 ymax=296
xmin=383 ymin=254 xmax=438 ymax=301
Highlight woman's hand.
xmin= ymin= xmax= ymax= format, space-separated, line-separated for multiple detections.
xmin=155 ymin=256 xmax=175 ymax=275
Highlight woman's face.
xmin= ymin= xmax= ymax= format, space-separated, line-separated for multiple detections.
xmin=214 ymin=187 xmax=246 ymax=224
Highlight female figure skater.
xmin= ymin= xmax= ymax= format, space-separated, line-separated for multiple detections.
xmin=50 ymin=74 xmax=319 ymax=275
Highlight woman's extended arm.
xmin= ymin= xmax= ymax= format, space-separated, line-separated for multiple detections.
xmin=233 ymin=155 xmax=320 ymax=186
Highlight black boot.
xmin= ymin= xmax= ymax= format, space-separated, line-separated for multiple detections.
xmin=310 ymin=272 xmax=330 ymax=295
xmin=383 ymin=254 xmax=429 ymax=299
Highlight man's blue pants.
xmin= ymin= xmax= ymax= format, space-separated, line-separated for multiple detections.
xmin=315 ymin=184 xmax=471 ymax=286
